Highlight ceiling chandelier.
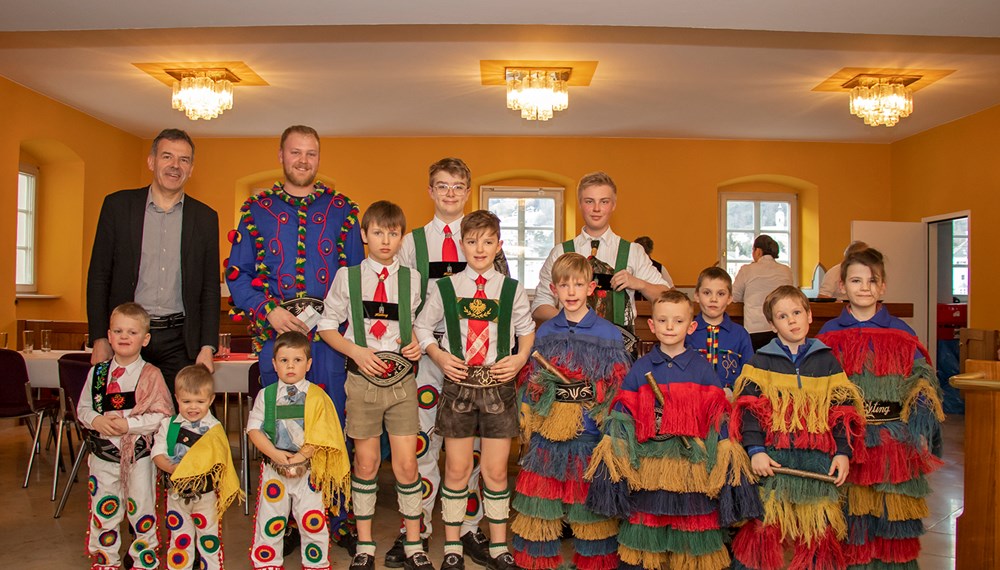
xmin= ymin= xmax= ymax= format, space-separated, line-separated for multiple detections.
xmin=506 ymin=68 xmax=570 ymax=121
xmin=846 ymin=74 xmax=917 ymax=127
xmin=170 ymin=70 xmax=235 ymax=121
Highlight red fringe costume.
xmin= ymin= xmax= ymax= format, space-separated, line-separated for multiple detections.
xmin=818 ymin=308 xmax=946 ymax=570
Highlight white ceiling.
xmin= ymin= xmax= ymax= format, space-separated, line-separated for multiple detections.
xmin=2 ymin=1 xmax=1000 ymax=143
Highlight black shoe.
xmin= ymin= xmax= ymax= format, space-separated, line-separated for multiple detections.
xmin=440 ymin=552 xmax=465 ymax=570
xmin=335 ymin=531 xmax=358 ymax=557
xmin=561 ymin=520 xmax=574 ymax=540
xmin=282 ymin=525 xmax=301 ymax=557
xmin=404 ymin=551 xmax=435 ymax=570
xmin=386 ymin=532 xmax=431 ymax=568
xmin=461 ymin=528 xmax=491 ymax=567
xmin=486 ymin=552 xmax=518 ymax=570
xmin=350 ymin=553 xmax=375 ymax=570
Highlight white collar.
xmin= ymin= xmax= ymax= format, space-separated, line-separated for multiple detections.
xmin=111 ymin=355 xmax=145 ymax=375
xmin=580 ymin=227 xmax=617 ymax=245
xmin=461 ymin=265 xmax=497 ymax=282
xmin=432 ymin=215 xmax=464 ymax=235
xmin=363 ymin=257 xmax=399 ymax=275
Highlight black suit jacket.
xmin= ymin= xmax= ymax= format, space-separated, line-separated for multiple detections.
xmin=86 ymin=187 xmax=221 ymax=359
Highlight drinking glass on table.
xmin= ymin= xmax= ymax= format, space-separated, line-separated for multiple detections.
xmin=41 ymin=329 xmax=52 ymax=352
xmin=23 ymin=330 xmax=34 ymax=353
xmin=218 ymin=333 xmax=231 ymax=359
xmin=1 ymin=331 xmax=8 ymax=349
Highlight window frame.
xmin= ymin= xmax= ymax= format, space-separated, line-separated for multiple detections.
xmin=719 ymin=192 xmax=798 ymax=281
xmin=16 ymin=163 xmax=39 ymax=293
xmin=479 ymin=185 xmax=564 ymax=294
xmin=952 ymin=217 xmax=969 ymax=299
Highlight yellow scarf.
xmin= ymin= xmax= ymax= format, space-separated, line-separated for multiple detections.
xmin=303 ymin=384 xmax=352 ymax=511
xmin=170 ymin=423 xmax=244 ymax=519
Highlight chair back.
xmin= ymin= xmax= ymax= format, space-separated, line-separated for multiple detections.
xmin=247 ymin=361 xmax=262 ymax=401
xmin=230 ymin=337 xmax=253 ymax=354
xmin=57 ymin=354 xmax=93 ymax=420
xmin=0 ymin=349 xmax=32 ymax=417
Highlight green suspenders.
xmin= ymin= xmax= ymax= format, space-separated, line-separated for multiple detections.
xmin=562 ymin=237 xmax=631 ymax=326
xmin=347 ymin=264 xmax=412 ymax=348
xmin=261 ymin=383 xmax=305 ymax=443
xmin=437 ymin=276 xmax=517 ymax=361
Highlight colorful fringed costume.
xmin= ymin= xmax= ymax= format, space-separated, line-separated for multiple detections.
xmin=817 ymin=307 xmax=945 ymax=569
xmin=511 ymin=308 xmax=631 ymax=570
xmin=586 ymin=346 xmax=761 ymax=570
xmin=731 ymin=338 xmax=865 ymax=570
xmin=152 ymin=414 xmax=244 ymax=570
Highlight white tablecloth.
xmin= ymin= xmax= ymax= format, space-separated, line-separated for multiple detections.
xmin=23 ymin=350 xmax=253 ymax=393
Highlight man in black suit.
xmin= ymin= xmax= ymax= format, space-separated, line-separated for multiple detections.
xmin=87 ymin=128 xmax=220 ymax=390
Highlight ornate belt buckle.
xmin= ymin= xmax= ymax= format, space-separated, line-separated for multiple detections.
xmin=362 ymin=352 xmax=415 ymax=387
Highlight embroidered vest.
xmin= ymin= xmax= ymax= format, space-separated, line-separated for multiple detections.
xmin=91 ymin=361 xmax=137 ymax=413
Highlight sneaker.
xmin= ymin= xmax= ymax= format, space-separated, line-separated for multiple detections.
xmin=335 ymin=531 xmax=358 ymax=557
xmin=386 ymin=532 xmax=431 ymax=568
xmin=440 ymin=552 xmax=465 ymax=570
xmin=282 ymin=525 xmax=301 ymax=557
xmin=350 ymin=553 xmax=375 ymax=570
xmin=461 ymin=528 xmax=490 ymax=567
xmin=486 ymin=552 xmax=518 ymax=570
xmin=404 ymin=551 xmax=435 ymax=570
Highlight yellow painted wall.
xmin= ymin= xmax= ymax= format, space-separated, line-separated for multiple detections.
xmin=3 ymin=75 xmax=900 ymax=341
xmin=1 ymin=77 xmax=143 ymax=342
xmin=890 ymin=104 xmax=1000 ymax=329
xmin=180 ymin=136 xmax=891 ymax=290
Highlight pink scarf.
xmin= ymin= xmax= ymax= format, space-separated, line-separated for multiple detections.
xmin=117 ymin=363 xmax=174 ymax=493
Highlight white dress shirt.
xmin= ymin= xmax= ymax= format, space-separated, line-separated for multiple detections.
xmin=732 ymin=255 xmax=795 ymax=333
xmin=398 ymin=215 xmax=467 ymax=269
xmin=77 ymin=356 xmax=165 ymax=449
xmin=415 ymin=266 xmax=535 ymax=365
xmin=317 ymin=257 xmax=423 ymax=351
xmin=531 ymin=227 xmax=672 ymax=313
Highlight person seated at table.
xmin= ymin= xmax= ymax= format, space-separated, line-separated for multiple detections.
xmin=77 ymin=302 xmax=175 ymax=570
xmin=152 ymin=364 xmax=243 ymax=570
xmin=318 ymin=200 xmax=430 ymax=570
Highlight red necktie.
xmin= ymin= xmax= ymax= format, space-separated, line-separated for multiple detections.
xmin=465 ymin=275 xmax=489 ymax=366
xmin=442 ymin=224 xmax=459 ymax=263
xmin=369 ymin=267 xmax=389 ymax=340
xmin=107 ymin=366 xmax=125 ymax=394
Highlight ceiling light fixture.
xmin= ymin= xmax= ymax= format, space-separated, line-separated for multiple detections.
xmin=168 ymin=69 xmax=237 ymax=121
xmin=844 ymin=74 xmax=918 ymax=127
xmin=506 ymin=67 xmax=570 ymax=121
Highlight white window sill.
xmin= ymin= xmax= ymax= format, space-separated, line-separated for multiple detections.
xmin=15 ymin=294 xmax=61 ymax=300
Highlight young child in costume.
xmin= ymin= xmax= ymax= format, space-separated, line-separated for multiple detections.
xmin=152 ymin=364 xmax=244 ymax=570
xmin=731 ymin=285 xmax=865 ymax=570
xmin=415 ymin=210 xmax=536 ymax=570
xmin=511 ymin=253 xmax=632 ymax=570
xmin=586 ymin=290 xmax=760 ymax=570
xmin=817 ymin=248 xmax=945 ymax=569
xmin=246 ymin=331 xmax=352 ymax=570
xmin=77 ymin=302 xmax=175 ymax=570
xmin=317 ymin=201 xmax=432 ymax=570
xmin=688 ymin=266 xmax=754 ymax=391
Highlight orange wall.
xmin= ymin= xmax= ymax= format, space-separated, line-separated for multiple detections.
xmin=4 ymin=75 xmax=902 ymax=339
xmin=890 ymin=104 xmax=1000 ymax=328
xmin=182 ymin=136 xmax=891 ymax=290
xmin=1 ymin=76 xmax=142 ymax=342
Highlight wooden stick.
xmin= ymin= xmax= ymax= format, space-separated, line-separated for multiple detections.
xmin=644 ymin=372 xmax=665 ymax=406
xmin=771 ymin=467 xmax=837 ymax=484
xmin=531 ymin=351 xmax=570 ymax=384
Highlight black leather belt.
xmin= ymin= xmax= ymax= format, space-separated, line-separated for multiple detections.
xmin=346 ymin=352 xmax=416 ymax=387
xmin=149 ymin=313 xmax=185 ymax=330
xmin=452 ymin=365 xmax=511 ymax=388
xmin=554 ymin=381 xmax=595 ymax=403
xmin=86 ymin=432 xmax=151 ymax=463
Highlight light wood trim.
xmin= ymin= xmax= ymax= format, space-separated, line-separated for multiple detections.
xmin=950 ymin=371 xmax=1000 ymax=391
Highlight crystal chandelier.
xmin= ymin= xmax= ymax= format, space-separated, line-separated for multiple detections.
xmin=506 ymin=68 xmax=570 ymax=121
xmin=848 ymin=75 xmax=914 ymax=127
xmin=171 ymin=71 xmax=234 ymax=121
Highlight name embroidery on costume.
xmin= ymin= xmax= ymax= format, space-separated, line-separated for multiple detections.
xmin=864 ymin=400 xmax=903 ymax=424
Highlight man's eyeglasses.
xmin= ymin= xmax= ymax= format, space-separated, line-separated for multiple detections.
xmin=432 ymin=183 xmax=469 ymax=195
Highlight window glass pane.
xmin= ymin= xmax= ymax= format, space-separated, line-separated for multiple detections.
xmin=727 ymin=201 xmax=754 ymax=230
xmin=760 ymin=202 xmax=790 ymax=231
xmin=487 ymin=198 xmax=520 ymax=227
xmin=728 ymin=261 xmax=748 ymax=277
xmin=17 ymin=212 xmax=29 ymax=246
xmin=952 ymin=267 xmax=968 ymax=296
xmin=953 ymin=217 xmax=968 ymax=236
xmin=727 ymin=231 xmax=755 ymax=261
xmin=524 ymin=259 xmax=544 ymax=291
xmin=16 ymin=249 xmax=30 ymax=285
xmin=952 ymin=237 xmax=968 ymax=265
xmin=18 ymin=172 xmax=34 ymax=210
xmin=772 ymin=232 xmax=791 ymax=264
xmin=525 ymin=198 xmax=554 ymax=227
xmin=524 ymin=229 xmax=554 ymax=258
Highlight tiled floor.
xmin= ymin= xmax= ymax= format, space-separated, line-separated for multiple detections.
xmin=0 ymin=413 xmax=964 ymax=569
